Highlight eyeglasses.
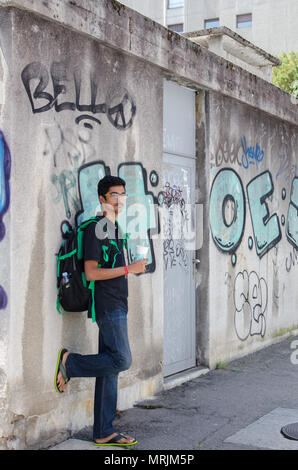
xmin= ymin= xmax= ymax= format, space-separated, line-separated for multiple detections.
xmin=104 ymin=192 xmax=127 ymax=200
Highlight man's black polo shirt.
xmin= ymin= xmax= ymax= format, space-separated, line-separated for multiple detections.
xmin=83 ymin=215 xmax=128 ymax=321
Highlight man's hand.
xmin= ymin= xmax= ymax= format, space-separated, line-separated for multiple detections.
xmin=128 ymin=258 xmax=148 ymax=274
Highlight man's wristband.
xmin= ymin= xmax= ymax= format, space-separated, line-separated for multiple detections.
xmin=124 ymin=266 xmax=129 ymax=278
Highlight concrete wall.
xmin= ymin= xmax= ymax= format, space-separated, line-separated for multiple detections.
xmin=0 ymin=5 xmax=164 ymax=449
xmin=0 ymin=0 xmax=296 ymax=450
xmin=204 ymin=91 xmax=298 ymax=367
xmin=0 ymin=8 xmax=12 ymax=449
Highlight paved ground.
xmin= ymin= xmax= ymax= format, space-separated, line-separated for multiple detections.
xmin=50 ymin=335 xmax=298 ymax=450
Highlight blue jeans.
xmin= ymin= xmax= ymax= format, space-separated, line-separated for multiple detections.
xmin=65 ymin=308 xmax=132 ymax=439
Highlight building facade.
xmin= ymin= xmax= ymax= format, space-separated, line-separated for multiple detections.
xmin=119 ymin=0 xmax=298 ymax=57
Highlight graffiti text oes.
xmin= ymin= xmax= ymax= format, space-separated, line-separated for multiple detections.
xmin=21 ymin=62 xmax=136 ymax=130
xmin=209 ymin=169 xmax=246 ymax=254
xmin=210 ymin=169 xmax=298 ymax=261
xmin=247 ymin=171 xmax=282 ymax=258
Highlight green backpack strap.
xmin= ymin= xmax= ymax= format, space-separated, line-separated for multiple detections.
xmin=56 ymin=243 xmax=76 ymax=316
xmin=78 ymin=218 xmax=102 ymax=323
xmin=88 ymin=280 xmax=96 ymax=323
xmin=74 ymin=217 xmax=128 ymax=324
xmin=88 ymin=262 xmax=102 ymax=323
xmin=77 ymin=216 xmax=101 ymax=261
xmin=56 ymin=217 xmax=100 ymax=319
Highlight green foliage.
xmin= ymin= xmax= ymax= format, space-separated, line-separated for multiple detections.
xmin=215 ymin=361 xmax=228 ymax=370
xmin=272 ymin=51 xmax=298 ymax=97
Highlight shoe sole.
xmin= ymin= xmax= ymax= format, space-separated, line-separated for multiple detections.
xmin=54 ymin=348 xmax=68 ymax=394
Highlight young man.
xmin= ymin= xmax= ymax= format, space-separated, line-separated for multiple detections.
xmin=55 ymin=175 xmax=148 ymax=446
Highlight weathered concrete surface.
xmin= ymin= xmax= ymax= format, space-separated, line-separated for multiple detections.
xmin=184 ymin=26 xmax=281 ymax=82
xmin=0 ymin=0 xmax=296 ymax=452
xmin=0 ymin=4 xmax=164 ymax=449
xmin=204 ymin=91 xmax=298 ymax=368
xmin=0 ymin=14 xmax=11 ymax=449
xmin=0 ymin=0 xmax=297 ymax=126
xmin=225 ymin=408 xmax=298 ymax=450
xmin=49 ymin=437 xmax=120 ymax=450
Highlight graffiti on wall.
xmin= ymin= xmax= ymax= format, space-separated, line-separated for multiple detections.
xmin=44 ymin=123 xmax=101 ymax=223
xmin=210 ymin=125 xmax=297 ymax=342
xmin=241 ymin=136 xmax=264 ymax=170
xmin=234 ymin=270 xmax=268 ymax=341
xmin=0 ymin=131 xmax=11 ymax=309
xmin=246 ymin=171 xmax=282 ymax=258
xmin=276 ymin=152 xmax=297 ymax=183
xmin=209 ymin=168 xmax=246 ymax=260
xmin=285 ymin=246 xmax=298 ymax=273
xmin=118 ymin=162 xmax=158 ymax=272
xmin=20 ymin=56 xmax=161 ymax=274
xmin=76 ymin=161 xmax=109 ymax=225
xmin=160 ymin=182 xmax=190 ymax=272
xmin=77 ymin=160 xmax=159 ymax=272
xmin=210 ymin=167 xmax=298 ymax=266
xmin=210 ymin=136 xmax=265 ymax=171
xmin=21 ymin=62 xmax=136 ymax=131
xmin=43 ymin=124 xmax=159 ymax=273
xmin=73 ymin=161 xmax=158 ymax=273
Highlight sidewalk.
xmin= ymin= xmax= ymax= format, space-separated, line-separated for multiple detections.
xmin=50 ymin=335 xmax=298 ymax=450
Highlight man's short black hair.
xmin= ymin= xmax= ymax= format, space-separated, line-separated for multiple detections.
xmin=98 ymin=175 xmax=126 ymax=199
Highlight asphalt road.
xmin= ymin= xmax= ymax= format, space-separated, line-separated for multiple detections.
xmin=61 ymin=335 xmax=298 ymax=451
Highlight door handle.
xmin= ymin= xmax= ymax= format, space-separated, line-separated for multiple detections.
xmin=192 ymin=258 xmax=200 ymax=264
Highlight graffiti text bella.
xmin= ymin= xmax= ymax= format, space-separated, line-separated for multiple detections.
xmin=21 ymin=61 xmax=136 ymax=130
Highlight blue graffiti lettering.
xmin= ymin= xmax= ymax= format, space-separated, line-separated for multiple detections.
xmin=0 ymin=131 xmax=11 ymax=310
xmin=286 ymin=177 xmax=298 ymax=249
xmin=241 ymin=136 xmax=264 ymax=170
xmin=0 ymin=131 xmax=11 ymax=241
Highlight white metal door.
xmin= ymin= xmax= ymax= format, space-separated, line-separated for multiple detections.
xmin=163 ymin=80 xmax=196 ymax=377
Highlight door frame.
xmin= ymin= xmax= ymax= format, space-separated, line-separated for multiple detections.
xmin=162 ymin=151 xmax=197 ymax=377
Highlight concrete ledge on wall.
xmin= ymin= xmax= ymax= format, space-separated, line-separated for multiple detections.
xmin=184 ymin=26 xmax=281 ymax=83
xmin=118 ymin=374 xmax=164 ymax=411
xmin=0 ymin=0 xmax=297 ymax=126
xmin=3 ymin=390 xmax=94 ymax=450
xmin=163 ymin=366 xmax=210 ymax=391
xmin=208 ymin=328 xmax=298 ymax=372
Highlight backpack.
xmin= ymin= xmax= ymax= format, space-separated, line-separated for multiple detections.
xmin=56 ymin=216 xmax=129 ymax=323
